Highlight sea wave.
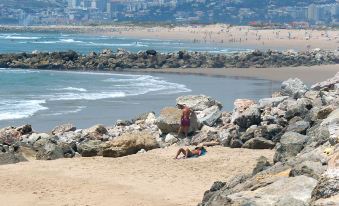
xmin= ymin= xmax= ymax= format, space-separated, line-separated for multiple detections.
xmin=51 ymin=87 xmax=87 ymax=92
xmin=59 ymin=38 xmax=84 ymax=43
xmin=1 ymin=35 xmax=41 ymax=40
xmin=103 ymin=75 xmax=150 ymax=83
xmin=87 ymin=42 xmax=148 ymax=47
xmin=0 ymin=68 xmax=40 ymax=74
xmin=104 ymin=75 xmax=191 ymax=95
xmin=46 ymin=91 xmax=126 ymax=101
xmin=0 ymin=99 xmax=48 ymax=120
xmin=48 ymin=106 xmax=87 ymax=116
xmin=206 ymin=48 xmax=254 ymax=54
xmin=32 ymin=41 xmax=58 ymax=44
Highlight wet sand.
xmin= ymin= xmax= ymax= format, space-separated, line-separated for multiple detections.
xmin=0 ymin=146 xmax=274 ymax=206
xmin=130 ymin=64 xmax=339 ymax=85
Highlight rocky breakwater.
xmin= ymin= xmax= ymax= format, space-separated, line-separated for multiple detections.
xmin=0 ymin=48 xmax=338 ymax=70
xmin=0 ymin=73 xmax=338 ymax=206
xmin=199 ymin=72 xmax=339 ymax=206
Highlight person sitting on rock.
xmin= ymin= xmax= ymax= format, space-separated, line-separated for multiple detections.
xmin=174 ymin=145 xmax=206 ymax=159
xmin=177 ymin=104 xmax=191 ymax=138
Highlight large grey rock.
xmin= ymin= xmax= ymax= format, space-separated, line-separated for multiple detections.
xmin=58 ymin=131 xmax=81 ymax=145
xmin=225 ymin=176 xmax=317 ymax=205
xmin=286 ymin=120 xmax=310 ymax=134
xmin=258 ymin=96 xmax=289 ymax=108
xmin=77 ymin=140 xmax=103 ymax=157
xmin=266 ymin=124 xmax=284 ymax=141
xmin=320 ymin=108 xmax=339 ymax=145
xmin=240 ymin=126 xmax=256 ymax=143
xmin=0 ymin=151 xmax=27 ymax=165
xmin=36 ymin=142 xmax=64 ymax=160
xmin=282 ymin=99 xmax=309 ymax=119
xmin=232 ymin=105 xmax=261 ymax=129
xmin=52 ymin=123 xmax=76 ymax=135
xmin=22 ymin=133 xmax=50 ymax=146
xmin=321 ymin=108 xmax=339 ymax=126
xmin=218 ymin=126 xmax=240 ymax=147
xmin=281 ymin=78 xmax=308 ymax=99
xmin=229 ymin=138 xmax=243 ymax=148
xmin=252 ymin=156 xmax=272 ymax=175
xmin=155 ymin=107 xmax=199 ymax=134
xmin=311 ymin=72 xmax=339 ymax=90
xmin=197 ymin=105 xmax=222 ymax=127
xmin=82 ymin=124 xmax=108 ymax=140
xmin=176 ymin=95 xmax=222 ymax=111
xmin=242 ymin=137 xmax=275 ymax=149
xmin=102 ymin=131 xmax=159 ymax=158
xmin=312 ymin=169 xmax=339 ymax=200
xmin=313 ymin=195 xmax=339 ymax=206
xmin=289 ymin=161 xmax=326 ymax=180
xmin=274 ymin=132 xmax=308 ymax=163
xmin=291 ymin=144 xmax=330 ymax=166
xmin=317 ymin=106 xmax=335 ymax=120
xmin=306 ymin=123 xmax=331 ymax=147
xmin=164 ymin=133 xmax=178 ymax=145
xmin=191 ymin=129 xmax=219 ymax=146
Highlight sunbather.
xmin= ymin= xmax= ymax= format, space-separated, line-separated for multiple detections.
xmin=174 ymin=146 xmax=206 ymax=159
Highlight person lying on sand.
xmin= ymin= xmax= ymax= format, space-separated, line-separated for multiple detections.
xmin=174 ymin=146 xmax=206 ymax=159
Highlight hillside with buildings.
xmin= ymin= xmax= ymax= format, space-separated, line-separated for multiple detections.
xmin=0 ymin=0 xmax=338 ymax=26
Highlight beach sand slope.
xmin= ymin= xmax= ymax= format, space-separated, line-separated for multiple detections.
xmin=0 ymin=146 xmax=273 ymax=206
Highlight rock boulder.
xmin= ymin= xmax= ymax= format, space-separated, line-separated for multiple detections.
xmin=274 ymin=132 xmax=308 ymax=163
xmin=155 ymin=107 xmax=199 ymax=134
xmin=281 ymin=78 xmax=308 ymax=99
xmin=102 ymin=131 xmax=159 ymax=157
xmin=176 ymin=95 xmax=222 ymax=111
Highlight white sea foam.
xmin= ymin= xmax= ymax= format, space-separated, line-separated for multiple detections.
xmin=59 ymin=38 xmax=84 ymax=43
xmin=3 ymin=35 xmax=41 ymax=40
xmin=32 ymin=41 xmax=58 ymax=44
xmin=47 ymin=91 xmax=126 ymax=101
xmin=104 ymin=75 xmax=191 ymax=95
xmin=0 ymin=68 xmax=40 ymax=74
xmin=87 ymin=42 xmax=148 ymax=47
xmin=0 ymin=100 xmax=48 ymax=120
xmin=52 ymin=87 xmax=87 ymax=92
xmin=48 ymin=106 xmax=87 ymax=116
xmin=206 ymin=48 xmax=254 ymax=54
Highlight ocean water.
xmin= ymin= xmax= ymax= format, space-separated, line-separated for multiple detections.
xmin=0 ymin=32 xmax=253 ymax=54
xmin=0 ymin=32 xmax=281 ymax=131
xmin=0 ymin=68 xmax=280 ymax=131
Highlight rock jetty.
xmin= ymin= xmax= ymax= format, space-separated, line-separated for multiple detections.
xmin=0 ymin=49 xmax=338 ymax=70
xmin=0 ymin=73 xmax=338 ymax=205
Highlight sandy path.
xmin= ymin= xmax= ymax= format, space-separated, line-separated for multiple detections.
xmin=129 ymin=64 xmax=339 ymax=85
xmin=0 ymin=146 xmax=273 ymax=206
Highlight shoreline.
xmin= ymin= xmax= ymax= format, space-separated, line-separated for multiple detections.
xmin=128 ymin=64 xmax=339 ymax=85
xmin=1 ymin=25 xmax=338 ymax=50
xmin=0 ymin=68 xmax=338 ymax=205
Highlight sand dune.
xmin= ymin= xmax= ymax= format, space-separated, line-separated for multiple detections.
xmin=0 ymin=146 xmax=273 ymax=206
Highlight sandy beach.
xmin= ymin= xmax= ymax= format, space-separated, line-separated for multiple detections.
xmin=1 ymin=24 xmax=338 ymax=50
xmin=0 ymin=23 xmax=338 ymax=206
xmin=105 ymin=25 xmax=339 ymax=51
xmin=130 ymin=64 xmax=339 ymax=85
xmin=0 ymin=146 xmax=273 ymax=206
